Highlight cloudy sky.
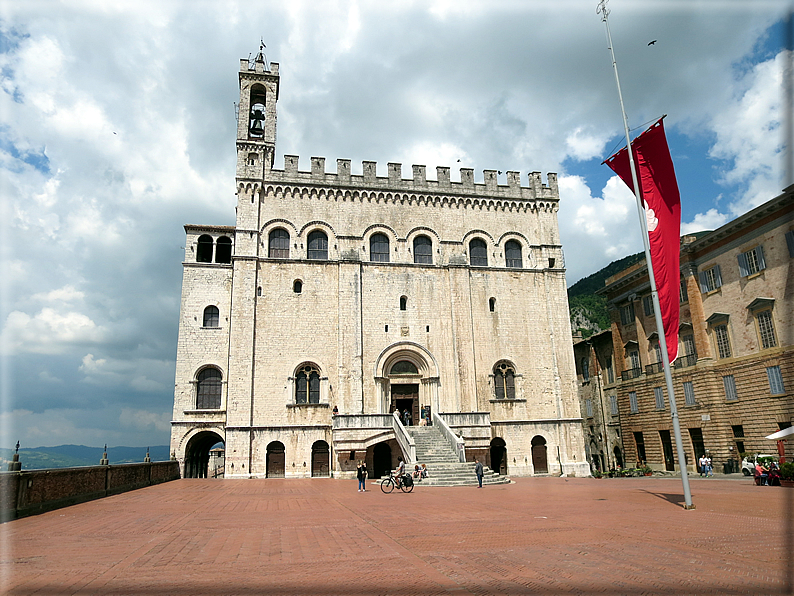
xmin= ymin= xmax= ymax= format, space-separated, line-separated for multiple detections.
xmin=0 ymin=1 xmax=789 ymax=450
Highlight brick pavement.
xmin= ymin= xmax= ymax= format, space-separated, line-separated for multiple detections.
xmin=1 ymin=476 xmax=791 ymax=595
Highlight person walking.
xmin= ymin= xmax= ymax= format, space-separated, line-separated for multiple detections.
xmin=474 ymin=459 xmax=484 ymax=488
xmin=356 ymin=460 xmax=367 ymax=492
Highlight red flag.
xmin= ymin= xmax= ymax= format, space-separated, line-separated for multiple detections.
xmin=604 ymin=119 xmax=681 ymax=363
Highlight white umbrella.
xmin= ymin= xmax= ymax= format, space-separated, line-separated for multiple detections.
xmin=765 ymin=427 xmax=794 ymax=440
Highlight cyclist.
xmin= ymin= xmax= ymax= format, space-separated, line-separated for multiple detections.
xmin=394 ymin=456 xmax=406 ymax=483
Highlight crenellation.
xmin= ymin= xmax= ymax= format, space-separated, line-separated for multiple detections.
xmin=460 ymin=168 xmax=474 ymax=188
xmin=388 ymin=162 xmax=402 ymax=184
xmin=337 ymin=159 xmax=351 ymax=181
xmin=412 ymin=165 xmax=427 ymax=186
xmin=311 ymin=157 xmax=325 ymax=177
xmin=363 ymin=161 xmax=377 ymax=182
xmin=437 ymin=166 xmax=451 ymax=187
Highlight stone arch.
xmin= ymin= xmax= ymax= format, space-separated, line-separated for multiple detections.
xmin=266 ymin=441 xmax=286 ymax=478
xmin=490 ymin=437 xmax=507 ymax=475
xmin=375 ymin=342 xmax=440 ymax=419
xmin=531 ymin=435 xmax=549 ymax=474
xmin=181 ymin=429 xmax=225 ymax=478
xmin=311 ymin=440 xmax=330 ymax=477
xmin=374 ymin=342 xmax=439 ymax=379
xmin=461 ymin=229 xmax=496 ymax=246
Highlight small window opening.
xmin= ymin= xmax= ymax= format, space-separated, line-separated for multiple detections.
xmin=385 ymin=325 xmax=389 ymax=332
xmin=400 ymin=296 xmax=407 ymax=310
xmin=548 ymin=257 xmax=556 ymax=268
xmin=489 ymin=297 xmax=496 ymax=312
xmin=257 ymin=286 xmax=262 ymax=296
xmin=203 ymin=305 xmax=219 ymax=328
xmin=247 ymin=152 xmax=258 ymax=166
xmin=293 ymin=280 xmax=303 ymax=294
xmin=215 ymin=236 xmax=232 ymax=263
xmin=349 ymin=451 xmax=356 ymax=460
xmin=426 ymin=325 xmax=430 ymax=332
xmin=196 ymin=235 xmax=213 ymax=263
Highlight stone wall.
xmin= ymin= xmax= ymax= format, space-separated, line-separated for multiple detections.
xmin=0 ymin=461 xmax=180 ymax=521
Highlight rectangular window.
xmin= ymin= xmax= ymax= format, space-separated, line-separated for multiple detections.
xmin=756 ymin=310 xmax=777 ymax=349
xmin=767 ymin=365 xmax=785 ymax=395
xmin=699 ymin=265 xmax=722 ymax=293
xmin=654 ymin=386 xmax=665 ymax=410
xmin=679 ymin=278 xmax=688 ymax=303
xmin=653 ymin=342 xmax=662 ymax=364
xmin=737 ymin=245 xmax=766 ymax=277
xmin=682 ymin=334 xmax=696 ymax=356
xmin=620 ymin=303 xmax=635 ymax=326
xmin=629 ymin=350 xmax=641 ymax=371
xmin=605 ymin=359 xmax=614 ymax=384
xmin=629 ymin=391 xmax=638 ymax=414
xmin=683 ymin=381 xmax=696 ymax=406
xmin=643 ymin=295 xmax=654 ymax=317
xmin=610 ymin=394 xmax=618 ymax=416
xmin=715 ymin=324 xmax=731 ymax=359
xmin=723 ymin=375 xmax=738 ymax=401
xmin=634 ymin=431 xmax=646 ymax=463
xmin=585 ymin=399 xmax=593 ymax=417
xmin=731 ymin=425 xmax=744 ymax=438
xmin=787 ymin=230 xmax=794 ymax=258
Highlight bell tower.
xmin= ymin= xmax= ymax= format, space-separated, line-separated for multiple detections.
xmin=236 ymin=44 xmax=279 ymax=181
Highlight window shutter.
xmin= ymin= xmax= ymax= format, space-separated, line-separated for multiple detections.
xmin=698 ymin=271 xmax=708 ymax=293
xmin=755 ymin=245 xmax=766 ymax=271
xmin=714 ymin=265 xmax=722 ymax=288
xmin=737 ymin=252 xmax=748 ymax=277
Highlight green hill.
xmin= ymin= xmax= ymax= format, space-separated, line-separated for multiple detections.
xmin=0 ymin=445 xmax=171 ymax=470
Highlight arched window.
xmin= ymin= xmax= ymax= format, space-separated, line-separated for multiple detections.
xmin=269 ymin=229 xmax=290 ymax=258
xmin=203 ymin=305 xmax=219 ymax=328
xmin=248 ymin=84 xmax=266 ymax=139
xmin=293 ymin=280 xmax=303 ymax=294
xmin=390 ymin=360 xmax=418 ymax=375
xmin=370 ymin=233 xmax=390 ymax=262
xmin=400 ymin=296 xmax=407 ymax=310
xmin=505 ymin=240 xmax=522 ymax=268
xmin=215 ymin=236 xmax=232 ymax=263
xmin=295 ymin=364 xmax=321 ymax=404
xmin=469 ymin=238 xmax=488 ymax=266
xmin=489 ymin=297 xmax=496 ymax=312
xmin=413 ymin=235 xmax=432 ymax=264
xmin=196 ymin=235 xmax=213 ymax=263
xmin=196 ymin=368 xmax=222 ymax=409
xmin=307 ymin=230 xmax=328 ymax=260
xmin=493 ymin=362 xmax=516 ymax=400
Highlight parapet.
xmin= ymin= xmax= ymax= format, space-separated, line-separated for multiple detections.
xmin=264 ymin=156 xmax=558 ymax=201
xmin=239 ymin=59 xmax=279 ymax=76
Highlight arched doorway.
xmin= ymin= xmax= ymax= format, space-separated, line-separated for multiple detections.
xmin=372 ymin=442 xmax=392 ymax=478
xmin=266 ymin=441 xmax=286 ymax=478
xmin=531 ymin=435 xmax=548 ymax=474
xmin=589 ymin=442 xmax=601 ymax=472
xmin=490 ymin=437 xmax=507 ymax=475
xmin=183 ymin=431 xmax=224 ymax=478
xmin=311 ymin=440 xmax=330 ymax=477
xmin=613 ymin=445 xmax=624 ymax=469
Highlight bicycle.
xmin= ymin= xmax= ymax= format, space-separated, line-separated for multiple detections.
xmin=380 ymin=473 xmax=414 ymax=493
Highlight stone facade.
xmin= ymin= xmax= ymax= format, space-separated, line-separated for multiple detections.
xmin=599 ymin=188 xmax=794 ymax=472
xmin=170 ymin=51 xmax=589 ymax=479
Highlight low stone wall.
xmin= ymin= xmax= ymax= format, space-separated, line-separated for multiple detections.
xmin=0 ymin=461 xmax=181 ymax=522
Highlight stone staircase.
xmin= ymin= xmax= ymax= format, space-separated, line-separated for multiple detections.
xmin=395 ymin=425 xmax=510 ymax=487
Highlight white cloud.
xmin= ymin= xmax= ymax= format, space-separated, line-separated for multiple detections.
xmin=119 ymin=407 xmax=171 ymax=433
xmin=681 ymin=208 xmax=730 ymax=235
xmin=1 ymin=308 xmax=107 ymax=355
xmin=565 ymin=128 xmax=609 ymax=162
xmin=31 ymin=285 xmax=85 ymax=304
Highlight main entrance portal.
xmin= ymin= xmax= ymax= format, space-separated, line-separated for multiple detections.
xmin=391 ymin=384 xmax=419 ymax=426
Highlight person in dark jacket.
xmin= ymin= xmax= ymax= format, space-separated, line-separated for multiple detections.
xmin=474 ymin=459 xmax=484 ymax=488
xmin=356 ymin=460 xmax=367 ymax=492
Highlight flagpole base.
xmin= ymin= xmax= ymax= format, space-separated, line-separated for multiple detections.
xmin=683 ymin=503 xmax=696 ymax=510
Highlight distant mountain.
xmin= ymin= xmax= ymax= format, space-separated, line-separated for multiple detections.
xmin=0 ymin=445 xmax=171 ymax=470
xmin=568 ymin=252 xmax=644 ymax=338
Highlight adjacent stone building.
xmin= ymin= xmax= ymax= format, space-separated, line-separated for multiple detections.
xmin=170 ymin=50 xmax=588 ymax=479
xmin=599 ymin=188 xmax=793 ymax=472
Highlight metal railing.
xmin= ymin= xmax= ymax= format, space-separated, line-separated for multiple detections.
xmin=645 ymin=362 xmax=664 ymax=375
xmin=433 ymin=412 xmax=466 ymax=463
xmin=621 ymin=367 xmax=642 ymax=381
xmin=391 ymin=412 xmax=416 ymax=464
xmin=673 ymin=353 xmax=698 ymax=369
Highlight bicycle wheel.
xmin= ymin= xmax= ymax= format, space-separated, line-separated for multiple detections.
xmin=400 ymin=479 xmax=414 ymax=493
xmin=380 ymin=477 xmax=395 ymax=493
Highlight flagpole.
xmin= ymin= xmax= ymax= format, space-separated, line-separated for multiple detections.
xmin=597 ymin=0 xmax=694 ymax=509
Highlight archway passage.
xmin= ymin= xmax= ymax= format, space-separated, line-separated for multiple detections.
xmin=184 ymin=431 xmax=224 ymax=478
xmin=531 ymin=435 xmax=548 ymax=474
xmin=311 ymin=440 xmax=330 ymax=477
xmin=372 ymin=442 xmax=392 ymax=479
xmin=266 ymin=441 xmax=286 ymax=478
xmin=490 ymin=437 xmax=507 ymax=475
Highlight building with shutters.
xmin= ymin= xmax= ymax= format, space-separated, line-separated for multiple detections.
xmin=598 ymin=187 xmax=793 ymax=472
xmin=170 ymin=49 xmax=588 ymax=479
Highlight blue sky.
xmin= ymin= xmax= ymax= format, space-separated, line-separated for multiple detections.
xmin=0 ymin=0 xmax=789 ymax=449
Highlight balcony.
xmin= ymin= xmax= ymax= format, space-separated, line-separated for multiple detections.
xmin=674 ymin=353 xmax=698 ymax=369
xmin=621 ymin=367 xmax=642 ymax=381
xmin=645 ymin=362 xmax=664 ymax=375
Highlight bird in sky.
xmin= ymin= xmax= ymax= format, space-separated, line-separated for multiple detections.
xmin=648 ymin=40 xmax=657 ymax=46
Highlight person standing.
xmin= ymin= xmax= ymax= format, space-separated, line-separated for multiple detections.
xmin=474 ymin=459 xmax=484 ymax=488
xmin=698 ymin=454 xmax=707 ymax=477
xmin=356 ymin=460 xmax=367 ymax=492
xmin=705 ymin=456 xmax=713 ymax=477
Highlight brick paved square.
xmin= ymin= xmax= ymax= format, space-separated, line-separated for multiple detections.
xmin=2 ymin=477 xmax=791 ymax=595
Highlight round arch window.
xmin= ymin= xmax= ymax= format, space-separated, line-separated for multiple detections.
xmin=390 ymin=360 xmax=419 ymax=375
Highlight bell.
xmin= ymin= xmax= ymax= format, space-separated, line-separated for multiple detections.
xmin=249 ymin=108 xmax=265 ymax=137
